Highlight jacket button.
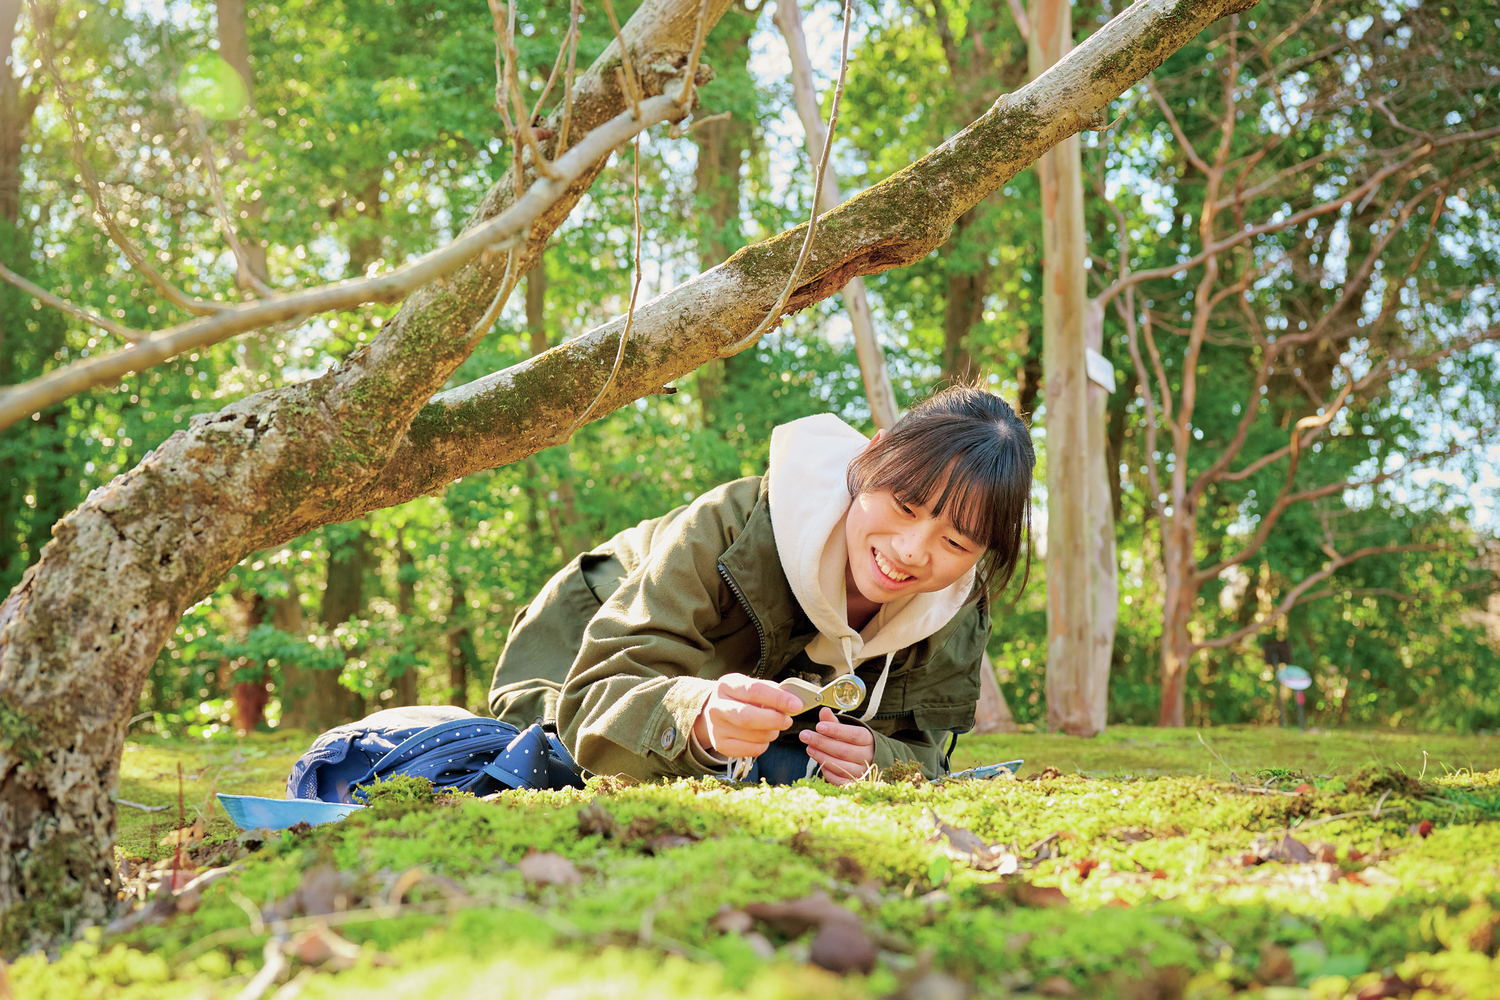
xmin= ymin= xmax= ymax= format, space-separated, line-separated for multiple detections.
xmin=661 ymin=727 xmax=675 ymax=750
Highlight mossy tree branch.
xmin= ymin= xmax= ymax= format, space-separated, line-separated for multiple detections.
xmin=0 ymin=0 xmax=735 ymax=954
xmin=352 ymin=0 xmax=1260 ymax=514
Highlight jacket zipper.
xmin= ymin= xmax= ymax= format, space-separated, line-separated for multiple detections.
xmin=717 ymin=562 xmax=768 ymax=677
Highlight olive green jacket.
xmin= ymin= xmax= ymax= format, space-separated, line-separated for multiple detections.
xmin=488 ymin=476 xmax=990 ymax=782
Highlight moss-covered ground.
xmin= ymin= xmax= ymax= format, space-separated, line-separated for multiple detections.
xmin=13 ymin=726 xmax=1500 ymax=998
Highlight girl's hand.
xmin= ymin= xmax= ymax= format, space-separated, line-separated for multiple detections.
xmin=693 ymin=673 xmax=801 ymax=758
xmin=799 ymin=708 xmax=875 ymax=785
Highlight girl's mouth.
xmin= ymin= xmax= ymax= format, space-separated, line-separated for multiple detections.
xmin=872 ymin=548 xmax=914 ymax=586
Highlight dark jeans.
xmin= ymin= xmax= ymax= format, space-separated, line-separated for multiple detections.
xmin=738 ymin=739 xmax=816 ymax=785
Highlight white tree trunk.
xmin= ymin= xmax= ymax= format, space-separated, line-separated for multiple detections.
xmin=1034 ymin=0 xmax=1096 ymax=736
xmin=772 ymin=0 xmax=899 ymax=429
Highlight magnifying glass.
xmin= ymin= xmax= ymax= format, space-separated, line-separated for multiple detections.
xmin=779 ymin=675 xmax=868 ymax=715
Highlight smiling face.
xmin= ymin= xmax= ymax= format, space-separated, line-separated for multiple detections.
xmin=843 ymin=487 xmax=985 ymax=606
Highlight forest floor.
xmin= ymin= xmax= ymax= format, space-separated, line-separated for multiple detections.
xmin=13 ymin=725 xmax=1500 ymax=999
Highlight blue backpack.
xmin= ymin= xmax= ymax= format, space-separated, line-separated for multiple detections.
xmin=287 ymin=705 xmax=585 ymax=804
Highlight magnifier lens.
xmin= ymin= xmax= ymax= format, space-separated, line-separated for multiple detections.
xmin=830 ymin=678 xmax=864 ymax=710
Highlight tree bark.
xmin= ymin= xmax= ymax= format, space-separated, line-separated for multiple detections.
xmin=268 ymin=583 xmax=308 ymax=730
xmin=1083 ymin=299 xmax=1117 ymax=731
xmin=1034 ymin=0 xmax=1105 ymax=736
xmin=0 ymin=0 xmax=1259 ymax=951
xmin=229 ymin=589 xmax=269 ymax=732
xmin=973 ymin=656 xmax=1019 ymax=734
xmin=392 ymin=540 xmax=418 ymax=707
xmin=772 ymin=0 xmax=898 ymax=428
xmin=940 ymin=209 xmax=987 ymax=383
xmin=446 ymin=577 xmax=478 ymax=710
xmin=319 ymin=529 xmax=367 ymax=726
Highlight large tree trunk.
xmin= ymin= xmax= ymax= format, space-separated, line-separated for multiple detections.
xmin=229 ymin=590 xmax=270 ymax=732
xmin=0 ymin=0 xmax=1259 ymax=951
xmin=940 ymin=209 xmax=988 ymax=383
xmin=1084 ymin=300 xmax=1117 ymax=730
xmin=271 ymin=582 xmax=311 ymax=730
xmin=319 ymin=529 xmax=368 ymax=726
xmin=391 ymin=539 xmax=418 ymax=707
xmin=1035 ymin=0 xmax=1106 ymax=736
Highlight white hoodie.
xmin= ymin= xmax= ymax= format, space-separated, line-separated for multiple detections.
xmin=766 ymin=413 xmax=975 ymax=716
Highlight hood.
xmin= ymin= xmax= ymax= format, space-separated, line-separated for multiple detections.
xmin=766 ymin=413 xmax=975 ymax=674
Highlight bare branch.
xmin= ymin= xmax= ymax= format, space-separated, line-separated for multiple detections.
xmin=569 ymin=135 xmax=644 ymax=437
xmin=1093 ymin=124 xmax=1500 ymax=309
xmin=602 ymin=0 xmax=644 ymax=120
xmin=557 ymin=0 xmax=583 ymax=151
xmin=1118 ymin=287 xmax=1163 ymax=508
xmin=1193 ymin=544 xmax=1439 ymax=652
xmin=678 ymin=0 xmax=713 ymax=106
xmin=1006 ymin=0 xmax=1031 ymax=42
xmin=32 ymin=0 xmax=226 ymax=317
xmin=1196 ymin=437 xmax=1476 ymax=584
xmin=731 ymin=0 xmax=855 ymax=354
xmin=0 ymin=91 xmax=694 ymax=430
xmin=1145 ymin=77 xmax=1212 ymax=176
xmin=0 ymin=263 xmax=144 ymax=343
xmin=192 ymin=116 xmax=275 ymax=298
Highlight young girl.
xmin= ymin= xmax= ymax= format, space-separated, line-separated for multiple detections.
xmin=488 ymin=384 xmax=1034 ymax=785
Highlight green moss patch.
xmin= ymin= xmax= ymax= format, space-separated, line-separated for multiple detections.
xmin=14 ymin=727 xmax=1500 ymax=998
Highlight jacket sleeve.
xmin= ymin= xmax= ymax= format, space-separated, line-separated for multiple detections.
xmin=557 ymin=482 xmax=757 ymax=781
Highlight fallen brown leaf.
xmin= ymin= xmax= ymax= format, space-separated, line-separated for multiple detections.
xmin=577 ymin=800 xmax=617 ymax=838
xmin=1151 ymin=869 xmax=1167 ymax=880
xmin=1037 ymin=974 xmax=1077 ymax=996
xmin=645 ymin=833 xmax=697 ymax=855
xmin=1294 ymin=783 xmax=1315 ymax=795
xmin=1074 ymin=858 xmax=1100 ymax=881
xmin=1355 ymin=974 xmax=1417 ymax=999
xmin=1256 ymin=942 xmax=1296 ymax=985
xmin=263 ymin=866 xmax=359 ymax=921
xmin=287 ymin=921 xmax=364 ymax=967
xmin=1250 ymin=833 xmax=1316 ymax=864
xmin=709 ymin=906 xmax=753 ymax=935
xmin=518 ymin=850 xmax=582 ymax=887
xmin=886 ymin=971 xmax=971 ymax=1000
xmin=1315 ymin=842 xmax=1338 ymax=864
xmin=809 ymin=918 xmax=876 ymax=976
xmin=158 ymin=817 xmax=205 ymax=850
xmin=745 ymin=891 xmax=859 ymax=937
xmin=928 ymin=811 xmax=1017 ymax=873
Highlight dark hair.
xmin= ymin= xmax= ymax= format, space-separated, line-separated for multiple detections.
xmin=846 ymin=382 xmax=1035 ymax=602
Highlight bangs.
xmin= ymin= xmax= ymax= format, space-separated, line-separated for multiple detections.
xmin=846 ymin=383 xmax=1036 ymax=600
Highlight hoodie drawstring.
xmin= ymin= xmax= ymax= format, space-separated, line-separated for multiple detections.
xmin=858 ymin=652 xmax=894 ymax=723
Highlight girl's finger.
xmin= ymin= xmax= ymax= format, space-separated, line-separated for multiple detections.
xmin=807 ymin=745 xmax=865 ymax=782
xmin=715 ymin=701 xmax=792 ymax=732
xmin=815 ymin=708 xmax=874 ymax=744
xmin=715 ymin=735 xmax=772 ymax=758
xmin=720 ymin=675 xmax=803 ymax=715
xmin=799 ymin=729 xmax=873 ymax=766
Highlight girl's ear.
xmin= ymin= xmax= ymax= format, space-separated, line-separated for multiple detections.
xmin=866 ymin=428 xmax=886 ymax=449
